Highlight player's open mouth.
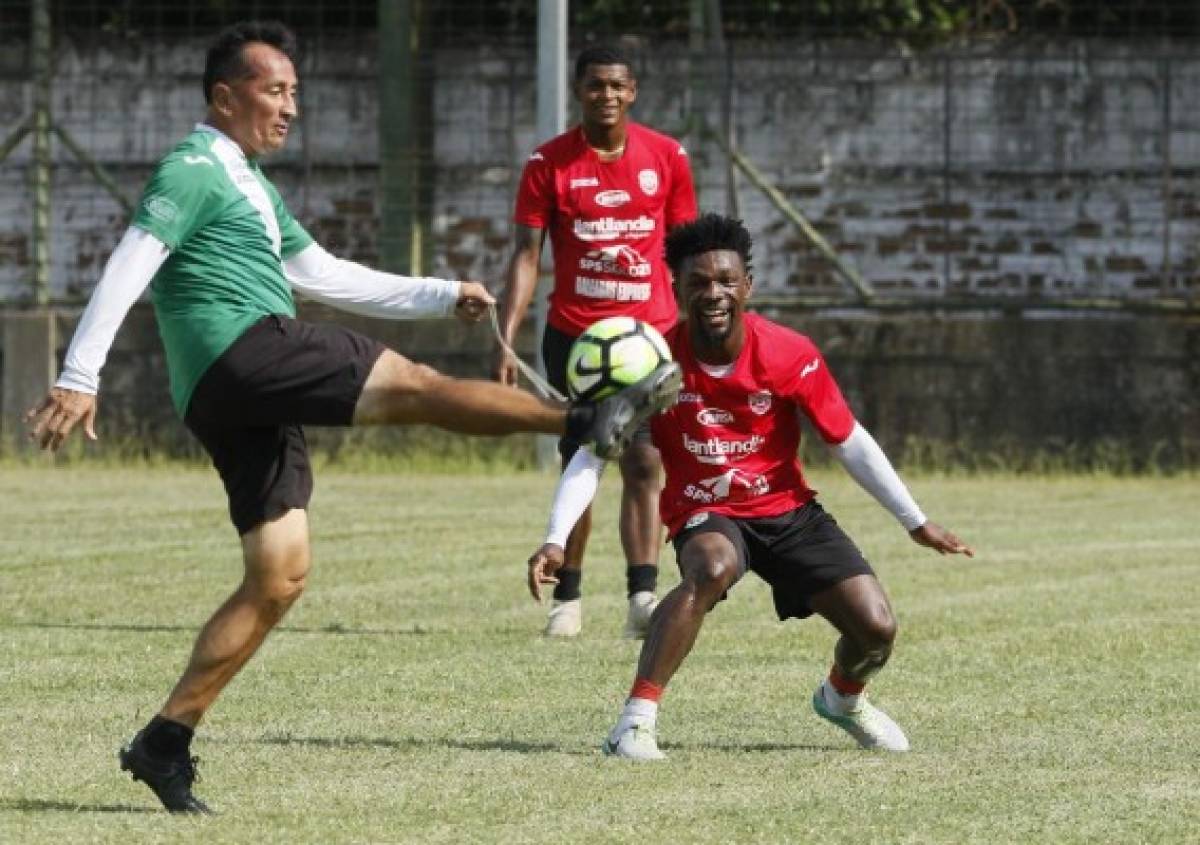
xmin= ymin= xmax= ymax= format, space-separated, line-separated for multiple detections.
xmin=701 ymin=307 xmax=730 ymax=328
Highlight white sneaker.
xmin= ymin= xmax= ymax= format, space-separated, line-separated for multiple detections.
xmin=622 ymin=591 xmax=658 ymax=639
xmin=811 ymin=684 xmax=910 ymax=752
xmin=602 ymin=722 xmax=665 ymax=760
xmin=544 ymin=598 xmax=582 ymax=637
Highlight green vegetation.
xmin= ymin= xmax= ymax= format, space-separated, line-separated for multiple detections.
xmin=1 ymin=468 xmax=1197 ymax=842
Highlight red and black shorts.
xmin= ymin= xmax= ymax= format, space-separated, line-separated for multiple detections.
xmin=670 ymin=501 xmax=876 ymax=620
xmin=542 ymin=322 xmax=652 ymax=466
xmin=183 ymin=315 xmax=386 ymax=535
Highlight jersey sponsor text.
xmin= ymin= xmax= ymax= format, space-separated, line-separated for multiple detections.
xmin=575 ymin=276 xmax=652 ymax=302
xmin=572 ymin=215 xmax=656 ymax=242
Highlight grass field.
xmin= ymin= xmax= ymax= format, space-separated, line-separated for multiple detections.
xmin=1 ymin=466 xmax=1197 ymax=843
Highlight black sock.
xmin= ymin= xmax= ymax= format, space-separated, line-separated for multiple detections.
xmin=564 ymin=405 xmax=594 ymax=442
xmin=626 ymin=564 xmax=657 ymax=596
xmin=552 ymin=568 xmax=583 ymax=602
xmin=142 ymin=715 xmax=194 ymax=758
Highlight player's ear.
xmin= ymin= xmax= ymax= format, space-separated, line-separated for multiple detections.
xmin=211 ymin=81 xmax=235 ymax=116
xmin=627 ymin=76 xmax=638 ymax=104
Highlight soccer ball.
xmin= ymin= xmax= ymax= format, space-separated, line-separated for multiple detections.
xmin=566 ymin=316 xmax=672 ymax=402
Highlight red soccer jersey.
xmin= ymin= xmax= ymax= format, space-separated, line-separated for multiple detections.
xmin=513 ymin=122 xmax=697 ymax=336
xmin=651 ymin=313 xmax=857 ymax=537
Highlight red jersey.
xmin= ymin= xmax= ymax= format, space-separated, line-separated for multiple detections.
xmin=651 ymin=313 xmax=857 ymax=537
xmin=513 ymin=122 xmax=697 ymax=336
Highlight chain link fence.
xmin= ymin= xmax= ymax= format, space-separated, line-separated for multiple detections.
xmin=1 ymin=0 xmax=1197 ymax=306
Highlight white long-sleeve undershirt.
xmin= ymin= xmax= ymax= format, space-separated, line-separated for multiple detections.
xmin=545 ymin=447 xmax=607 ymax=547
xmin=542 ymin=420 xmax=927 ymax=548
xmin=829 ymin=421 xmax=926 ymax=531
xmin=55 ymin=227 xmax=170 ymax=395
xmin=282 ymin=243 xmax=461 ymax=319
xmin=55 ymin=231 xmax=463 ymax=395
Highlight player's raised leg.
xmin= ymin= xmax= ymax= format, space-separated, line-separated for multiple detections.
xmin=808 ymin=573 xmax=908 ymax=752
xmin=355 ymin=349 xmax=680 ymax=460
xmin=604 ymin=526 xmax=740 ymax=759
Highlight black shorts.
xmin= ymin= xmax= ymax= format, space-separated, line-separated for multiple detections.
xmin=542 ymin=322 xmax=652 ymax=466
xmin=671 ymin=501 xmax=875 ymax=620
xmin=184 ymin=315 xmax=386 ymax=535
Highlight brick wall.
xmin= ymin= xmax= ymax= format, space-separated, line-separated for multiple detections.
xmin=1 ymin=38 xmax=1198 ymax=301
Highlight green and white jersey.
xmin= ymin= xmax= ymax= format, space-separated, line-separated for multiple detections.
xmin=132 ymin=124 xmax=313 ymax=415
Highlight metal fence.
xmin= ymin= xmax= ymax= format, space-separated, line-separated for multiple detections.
xmin=1 ymin=0 xmax=1197 ymax=309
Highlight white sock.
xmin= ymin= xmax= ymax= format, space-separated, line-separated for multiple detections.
xmin=615 ymin=696 xmax=658 ymax=734
xmin=822 ymin=679 xmax=863 ymax=714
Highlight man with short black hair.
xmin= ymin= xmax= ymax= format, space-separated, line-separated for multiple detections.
xmin=26 ymin=21 xmax=679 ymax=812
xmin=528 ymin=213 xmax=973 ymax=759
xmin=496 ymin=44 xmax=697 ymax=638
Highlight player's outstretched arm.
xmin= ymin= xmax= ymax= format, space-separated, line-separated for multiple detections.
xmin=25 ymin=226 xmax=169 ymax=452
xmin=830 ymin=422 xmax=975 ymax=558
xmin=909 ymin=521 xmax=974 ymax=557
xmin=283 ymin=243 xmax=489 ymax=321
xmin=526 ymin=446 xmax=605 ymax=600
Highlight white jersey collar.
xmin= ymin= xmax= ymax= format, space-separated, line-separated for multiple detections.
xmin=195 ymin=123 xmax=248 ymax=162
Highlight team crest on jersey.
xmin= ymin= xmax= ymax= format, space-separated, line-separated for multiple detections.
xmin=748 ymin=390 xmax=772 ymax=415
xmin=143 ymin=195 xmax=180 ymax=223
xmin=638 ymin=169 xmax=659 ymax=196
xmin=684 ymin=512 xmax=710 ymax=530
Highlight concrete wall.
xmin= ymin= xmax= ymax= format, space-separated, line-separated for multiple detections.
xmin=3 ymin=304 xmax=1196 ymax=469
xmin=1 ymin=38 xmax=1198 ymax=301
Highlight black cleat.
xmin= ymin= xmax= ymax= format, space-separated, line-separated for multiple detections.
xmin=578 ymin=362 xmax=683 ymax=460
xmin=118 ymin=730 xmax=213 ymax=815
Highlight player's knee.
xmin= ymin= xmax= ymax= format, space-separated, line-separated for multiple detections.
xmin=858 ymin=602 xmax=897 ymax=653
xmin=685 ymin=555 xmax=739 ymax=601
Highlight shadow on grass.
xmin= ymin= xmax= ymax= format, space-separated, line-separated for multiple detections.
xmin=250 ymin=734 xmax=843 ymax=755
xmin=4 ymin=621 xmax=435 ymax=636
xmin=252 ymin=733 xmax=586 ymax=755
xmin=0 ymin=798 xmax=158 ymax=814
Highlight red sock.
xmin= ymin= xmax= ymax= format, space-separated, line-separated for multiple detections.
xmin=828 ymin=665 xmax=865 ymax=696
xmin=629 ymin=677 xmax=664 ymax=703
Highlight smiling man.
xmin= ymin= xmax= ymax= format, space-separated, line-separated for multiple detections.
xmin=495 ymin=45 xmax=697 ymax=639
xmin=527 ymin=213 xmax=974 ymax=760
xmin=25 ymin=22 xmax=680 ymax=813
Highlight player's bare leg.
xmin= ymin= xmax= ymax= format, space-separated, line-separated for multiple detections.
xmin=354 ymin=350 xmax=564 ymax=434
xmin=618 ymin=440 xmax=663 ymax=638
xmin=808 ymin=573 xmax=908 ymax=751
xmin=604 ymin=532 xmax=740 ymax=759
xmin=120 ymin=508 xmax=311 ymax=813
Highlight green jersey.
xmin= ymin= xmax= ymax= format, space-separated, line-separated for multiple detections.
xmin=132 ymin=125 xmax=313 ymax=416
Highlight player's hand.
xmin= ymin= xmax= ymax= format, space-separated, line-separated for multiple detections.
xmin=454 ymin=281 xmax=494 ymax=323
xmin=527 ymin=543 xmax=565 ymax=601
xmin=909 ymin=521 xmax=974 ymax=558
xmin=24 ymin=388 xmax=98 ymax=452
xmin=493 ymin=346 xmax=519 ymax=386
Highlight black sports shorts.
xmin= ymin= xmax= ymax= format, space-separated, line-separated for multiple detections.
xmin=542 ymin=322 xmax=652 ymax=466
xmin=184 ymin=315 xmax=386 ymax=535
xmin=670 ymin=501 xmax=875 ymax=620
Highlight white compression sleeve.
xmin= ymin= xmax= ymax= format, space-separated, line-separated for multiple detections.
xmin=830 ymin=421 xmax=927 ymax=531
xmin=284 ymin=243 xmax=461 ymax=319
xmin=545 ymin=447 xmax=607 ymax=547
xmin=56 ymin=227 xmax=170 ymax=395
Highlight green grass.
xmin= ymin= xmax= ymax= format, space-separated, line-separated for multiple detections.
xmin=1 ymin=468 xmax=1197 ymax=843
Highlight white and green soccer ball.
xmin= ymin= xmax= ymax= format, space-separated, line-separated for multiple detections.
xmin=566 ymin=316 xmax=672 ymax=402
